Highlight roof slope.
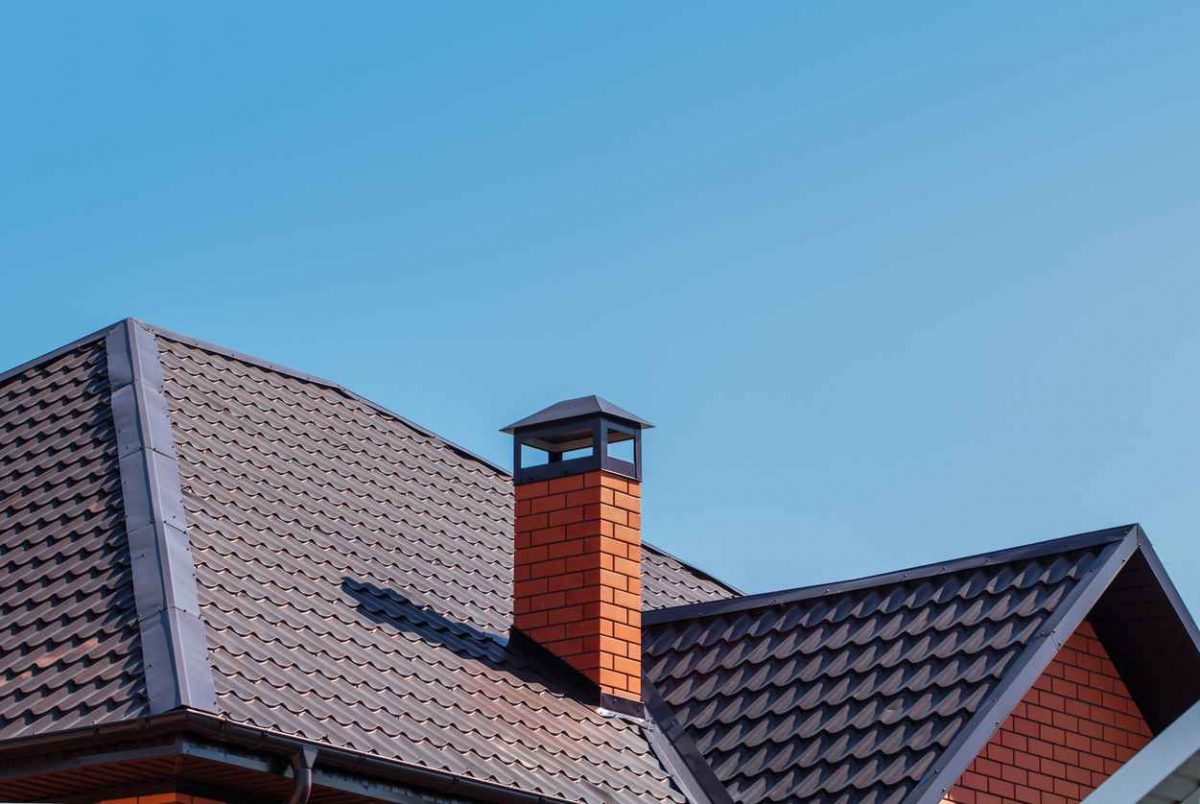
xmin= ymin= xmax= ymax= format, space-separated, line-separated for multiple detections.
xmin=0 ymin=319 xmax=736 ymax=803
xmin=643 ymin=526 xmax=1194 ymax=804
xmin=154 ymin=330 xmax=700 ymax=802
xmin=0 ymin=339 xmax=148 ymax=738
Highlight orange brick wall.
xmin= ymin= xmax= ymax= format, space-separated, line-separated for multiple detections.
xmin=513 ymin=470 xmax=643 ymax=700
xmin=943 ymin=620 xmax=1152 ymax=804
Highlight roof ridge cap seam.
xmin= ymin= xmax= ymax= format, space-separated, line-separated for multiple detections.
xmin=140 ymin=320 xmax=511 ymax=477
xmin=106 ymin=319 xmax=219 ymax=714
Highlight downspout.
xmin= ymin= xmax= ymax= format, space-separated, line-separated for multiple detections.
xmin=286 ymin=746 xmax=318 ymax=804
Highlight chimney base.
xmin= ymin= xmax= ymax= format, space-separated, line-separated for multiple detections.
xmin=513 ymin=470 xmax=643 ymax=704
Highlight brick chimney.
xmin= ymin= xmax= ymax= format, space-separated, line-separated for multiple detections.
xmin=503 ymin=396 xmax=651 ymax=714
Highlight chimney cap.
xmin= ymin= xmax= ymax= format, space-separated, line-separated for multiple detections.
xmin=501 ymin=395 xmax=654 ymax=434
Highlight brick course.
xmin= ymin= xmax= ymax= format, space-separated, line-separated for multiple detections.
xmin=942 ymin=620 xmax=1151 ymax=804
xmin=514 ymin=470 xmax=643 ymax=700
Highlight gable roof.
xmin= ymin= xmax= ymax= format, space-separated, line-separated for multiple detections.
xmin=643 ymin=526 xmax=1200 ymax=804
xmin=1082 ymin=699 xmax=1200 ymax=803
xmin=0 ymin=319 xmax=736 ymax=804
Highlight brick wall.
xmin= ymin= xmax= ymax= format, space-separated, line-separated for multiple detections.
xmin=942 ymin=619 xmax=1152 ymax=804
xmin=513 ymin=470 xmax=643 ymax=700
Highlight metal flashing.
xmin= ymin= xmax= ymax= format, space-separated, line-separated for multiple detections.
xmin=139 ymin=320 xmax=510 ymax=477
xmin=645 ymin=524 xmax=1135 ymax=626
xmin=106 ymin=319 xmax=218 ymax=714
xmin=644 ymin=685 xmax=733 ymax=804
xmin=905 ymin=527 xmax=1140 ymax=804
xmin=507 ymin=628 xmax=649 ymax=718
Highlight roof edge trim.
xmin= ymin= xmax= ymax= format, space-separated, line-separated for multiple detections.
xmin=106 ymin=319 xmax=218 ymax=714
xmin=139 ymin=320 xmax=510 ymax=477
xmin=0 ymin=708 xmax=579 ymax=804
xmin=645 ymin=684 xmax=734 ymax=804
xmin=1134 ymin=528 xmax=1200 ymax=654
xmin=0 ymin=321 xmax=116 ymax=386
xmin=905 ymin=526 xmax=1141 ymax=804
xmin=645 ymin=524 xmax=1137 ymax=626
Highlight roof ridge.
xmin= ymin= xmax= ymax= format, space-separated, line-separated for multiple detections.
xmin=105 ymin=319 xmax=218 ymax=714
xmin=0 ymin=319 xmax=124 ymax=387
xmin=645 ymin=524 xmax=1139 ymax=626
xmin=4 ymin=318 xmax=743 ymax=602
xmin=140 ymin=320 xmax=745 ymax=599
xmin=138 ymin=320 xmax=510 ymax=477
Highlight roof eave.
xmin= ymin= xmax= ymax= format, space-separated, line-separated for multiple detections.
xmin=0 ymin=709 xmax=578 ymax=804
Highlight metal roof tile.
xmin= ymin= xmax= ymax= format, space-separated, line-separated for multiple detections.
xmin=0 ymin=341 xmax=149 ymax=740
xmin=644 ymin=539 xmax=1123 ymax=803
xmin=154 ymin=334 xmax=697 ymax=803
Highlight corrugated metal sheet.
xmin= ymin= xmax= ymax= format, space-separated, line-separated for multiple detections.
xmin=0 ymin=340 xmax=149 ymax=739
xmin=644 ymin=544 xmax=1115 ymax=803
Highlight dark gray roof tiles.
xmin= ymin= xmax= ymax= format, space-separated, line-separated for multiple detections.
xmin=0 ymin=340 xmax=149 ymax=738
xmin=643 ymin=539 xmax=1122 ymax=804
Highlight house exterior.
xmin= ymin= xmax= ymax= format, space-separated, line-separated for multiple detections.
xmin=1081 ymin=699 xmax=1200 ymax=803
xmin=0 ymin=318 xmax=1197 ymax=804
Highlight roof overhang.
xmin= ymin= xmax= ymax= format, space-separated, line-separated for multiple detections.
xmin=0 ymin=710 xmax=578 ymax=804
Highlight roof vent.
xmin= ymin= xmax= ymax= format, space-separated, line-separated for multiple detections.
xmin=502 ymin=395 xmax=652 ymax=485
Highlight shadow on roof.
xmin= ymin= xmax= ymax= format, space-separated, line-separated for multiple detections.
xmin=340 ymin=576 xmax=596 ymax=702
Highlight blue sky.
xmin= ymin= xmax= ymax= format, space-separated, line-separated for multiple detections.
xmin=3 ymin=3 xmax=1199 ymax=612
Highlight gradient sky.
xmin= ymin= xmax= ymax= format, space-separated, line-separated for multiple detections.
xmin=3 ymin=3 xmax=1199 ymax=614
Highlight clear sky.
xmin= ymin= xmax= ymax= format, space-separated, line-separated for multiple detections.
xmin=3 ymin=4 xmax=1199 ymax=613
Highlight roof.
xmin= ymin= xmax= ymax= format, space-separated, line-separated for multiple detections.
xmin=1083 ymin=699 xmax=1200 ymax=804
xmin=0 ymin=319 xmax=735 ymax=804
xmin=0 ymin=336 xmax=149 ymax=738
xmin=643 ymin=526 xmax=1200 ymax=804
xmin=2 ymin=318 xmax=1198 ymax=804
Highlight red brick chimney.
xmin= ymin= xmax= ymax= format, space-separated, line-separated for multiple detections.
xmin=503 ymin=396 xmax=651 ymax=714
